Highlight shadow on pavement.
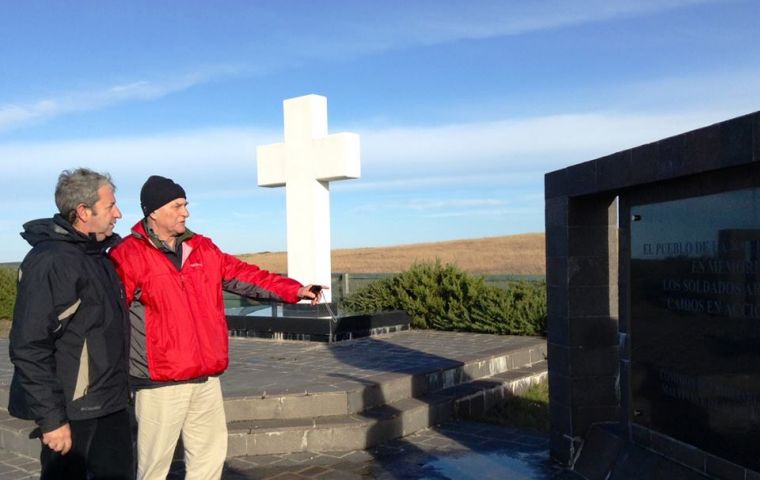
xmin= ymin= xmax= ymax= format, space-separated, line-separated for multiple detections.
xmin=325 ymin=336 xmax=564 ymax=480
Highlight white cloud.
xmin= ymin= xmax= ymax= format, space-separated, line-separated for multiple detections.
xmin=349 ymin=197 xmax=508 ymax=214
xmin=0 ymin=127 xmax=274 ymax=179
xmin=1 ymin=105 xmax=747 ymax=203
xmin=409 ymin=0 xmax=720 ymax=42
xmin=0 ymin=0 xmax=728 ymax=135
xmin=357 ymin=107 xmax=748 ymax=175
xmin=608 ymin=68 xmax=760 ymax=112
xmin=0 ymin=127 xmax=280 ymax=241
xmin=408 ymin=198 xmax=507 ymax=210
xmin=0 ymin=66 xmax=243 ymax=133
xmin=0 ymin=98 xmax=749 ymax=261
xmin=424 ymin=206 xmax=539 ymax=219
xmin=337 ymin=171 xmax=544 ymax=192
xmin=303 ymin=0 xmax=723 ymax=59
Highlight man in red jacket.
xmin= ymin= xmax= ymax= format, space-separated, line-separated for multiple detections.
xmin=110 ymin=175 xmax=321 ymax=480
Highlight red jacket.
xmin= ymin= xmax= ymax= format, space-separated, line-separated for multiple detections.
xmin=110 ymin=221 xmax=302 ymax=382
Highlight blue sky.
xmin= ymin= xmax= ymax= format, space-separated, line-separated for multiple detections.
xmin=1 ymin=0 xmax=759 ymax=263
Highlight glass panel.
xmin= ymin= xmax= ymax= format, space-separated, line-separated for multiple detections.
xmin=630 ymin=188 xmax=760 ymax=470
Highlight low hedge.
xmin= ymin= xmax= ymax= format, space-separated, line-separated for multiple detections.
xmin=340 ymin=261 xmax=546 ymax=336
xmin=0 ymin=268 xmax=17 ymax=321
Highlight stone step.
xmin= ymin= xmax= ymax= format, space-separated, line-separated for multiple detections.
xmin=0 ymin=362 xmax=547 ymax=459
xmin=223 ymin=341 xmax=546 ymax=422
xmin=0 ymin=340 xmax=544 ymax=423
xmin=0 ymin=334 xmax=547 ymax=459
xmin=225 ymin=361 xmax=547 ymax=457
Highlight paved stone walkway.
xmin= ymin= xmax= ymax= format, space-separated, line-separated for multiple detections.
xmin=221 ymin=331 xmax=545 ymax=398
xmin=0 ymin=331 xmax=564 ymax=479
xmin=0 ymin=332 xmax=545 ymax=400
xmin=0 ymin=420 xmax=564 ymax=479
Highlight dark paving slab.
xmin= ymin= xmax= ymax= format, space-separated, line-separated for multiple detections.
xmin=195 ymin=421 xmax=562 ymax=479
xmin=0 ymin=450 xmax=38 ymax=480
xmin=0 ymin=331 xmax=556 ymax=478
xmin=0 ymin=421 xmax=565 ymax=479
xmin=220 ymin=331 xmax=545 ymax=398
xmin=0 ymin=332 xmax=545 ymax=401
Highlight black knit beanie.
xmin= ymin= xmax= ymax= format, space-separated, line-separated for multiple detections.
xmin=140 ymin=175 xmax=186 ymax=216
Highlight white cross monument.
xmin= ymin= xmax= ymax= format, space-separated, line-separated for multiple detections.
xmin=257 ymin=94 xmax=360 ymax=303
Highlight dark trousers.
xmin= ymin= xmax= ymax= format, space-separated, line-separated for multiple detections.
xmin=40 ymin=408 xmax=134 ymax=480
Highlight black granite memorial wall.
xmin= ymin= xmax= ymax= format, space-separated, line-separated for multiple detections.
xmin=545 ymin=110 xmax=760 ymax=479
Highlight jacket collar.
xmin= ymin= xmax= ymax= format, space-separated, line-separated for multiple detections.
xmin=130 ymin=219 xmax=194 ymax=251
xmin=21 ymin=214 xmax=121 ymax=254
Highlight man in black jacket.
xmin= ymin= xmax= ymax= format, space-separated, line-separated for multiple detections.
xmin=8 ymin=168 xmax=133 ymax=479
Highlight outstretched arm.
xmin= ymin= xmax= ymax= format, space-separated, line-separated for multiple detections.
xmin=219 ymin=248 xmax=304 ymax=303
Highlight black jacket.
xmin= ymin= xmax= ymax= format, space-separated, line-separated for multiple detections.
xmin=8 ymin=215 xmax=130 ymax=433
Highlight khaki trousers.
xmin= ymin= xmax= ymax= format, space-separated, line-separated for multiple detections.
xmin=135 ymin=376 xmax=227 ymax=480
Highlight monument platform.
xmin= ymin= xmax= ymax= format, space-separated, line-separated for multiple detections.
xmin=0 ymin=330 xmax=547 ymax=464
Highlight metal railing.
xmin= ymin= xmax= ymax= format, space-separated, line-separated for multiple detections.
xmin=224 ymin=272 xmax=545 ymax=307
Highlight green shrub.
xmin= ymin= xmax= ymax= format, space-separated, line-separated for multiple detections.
xmin=0 ymin=268 xmax=18 ymax=321
xmin=340 ymin=260 xmax=546 ymax=335
xmin=475 ymin=380 xmax=549 ymax=431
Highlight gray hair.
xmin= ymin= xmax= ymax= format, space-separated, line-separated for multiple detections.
xmin=55 ymin=168 xmax=116 ymax=224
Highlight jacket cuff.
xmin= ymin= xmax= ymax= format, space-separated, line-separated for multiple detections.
xmin=286 ymin=283 xmax=304 ymax=303
xmin=38 ymin=415 xmax=68 ymax=434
